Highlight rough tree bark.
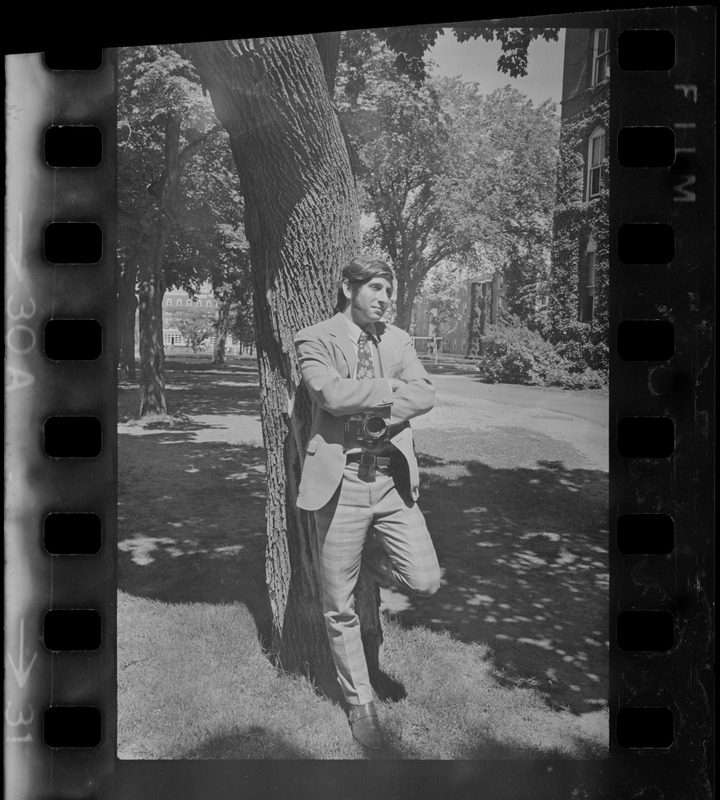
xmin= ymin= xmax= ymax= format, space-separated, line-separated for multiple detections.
xmin=189 ymin=36 xmax=387 ymax=696
xmin=137 ymin=225 xmax=170 ymax=417
xmin=394 ymin=268 xmax=426 ymax=332
xmin=118 ymin=255 xmax=138 ymax=380
xmin=118 ymin=209 xmax=143 ymax=380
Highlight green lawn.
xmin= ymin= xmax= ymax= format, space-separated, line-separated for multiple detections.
xmin=117 ymin=358 xmax=608 ymax=759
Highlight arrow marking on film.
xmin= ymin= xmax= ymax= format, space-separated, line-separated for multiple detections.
xmin=7 ymin=619 xmax=37 ymax=689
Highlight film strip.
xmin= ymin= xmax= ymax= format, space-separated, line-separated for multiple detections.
xmin=4 ymin=8 xmax=715 ymax=799
xmin=5 ymin=45 xmax=117 ymax=798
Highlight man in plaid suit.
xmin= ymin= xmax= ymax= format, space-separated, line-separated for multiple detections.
xmin=294 ymin=254 xmax=441 ymax=750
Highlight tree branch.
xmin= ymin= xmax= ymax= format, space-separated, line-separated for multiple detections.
xmin=178 ymin=125 xmax=223 ymax=168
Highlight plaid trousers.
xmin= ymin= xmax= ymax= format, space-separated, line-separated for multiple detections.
xmin=314 ymin=460 xmax=441 ymax=705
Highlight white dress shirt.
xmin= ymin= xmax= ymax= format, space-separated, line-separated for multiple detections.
xmin=338 ymin=314 xmax=395 ymax=454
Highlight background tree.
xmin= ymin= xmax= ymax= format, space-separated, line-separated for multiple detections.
xmin=338 ymin=47 xmax=479 ymax=330
xmin=185 ymin=25 xmax=559 ymax=696
xmin=338 ymin=36 xmax=559 ymax=332
xmin=172 ymin=307 xmax=216 ymax=352
xmin=449 ymin=85 xmax=559 ymax=323
xmin=118 ymin=233 xmax=140 ymax=380
xmin=162 ymin=132 xmax=250 ymax=367
xmin=187 ymin=35 xmax=366 ymax=692
xmin=225 ymin=268 xmax=256 ymax=355
xmin=118 ymin=45 xmax=226 ymax=416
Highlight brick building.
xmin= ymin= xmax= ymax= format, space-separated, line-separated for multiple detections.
xmin=160 ymin=284 xmax=230 ymax=351
xmin=547 ymin=27 xmax=610 ymax=368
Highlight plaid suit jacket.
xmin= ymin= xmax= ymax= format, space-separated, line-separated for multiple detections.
xmin=293 ymin=313 xmax=434 ymax=511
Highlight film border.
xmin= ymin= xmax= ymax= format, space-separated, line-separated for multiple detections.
xmin=3 ymin=6 xmax=714 ymax=799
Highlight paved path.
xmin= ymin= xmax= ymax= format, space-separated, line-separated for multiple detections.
xmin=431 ymin=374 xmax=608 ymax=426
xmin=413 ymin=373 xmax=609 ymax=471
xmin=121 ymin=363 xmax=609 ymax=472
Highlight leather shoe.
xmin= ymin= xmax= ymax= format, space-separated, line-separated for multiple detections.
xmin=347 ymin=702 xmax=384 ymax=750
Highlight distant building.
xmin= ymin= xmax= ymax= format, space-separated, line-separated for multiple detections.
xmin=548 ymin=28 xmax=610 ymax=357
xmin=161 ymin=284 xmax=233 ymax=351
xmin=412 ymin=275 xmax=505 ymax=357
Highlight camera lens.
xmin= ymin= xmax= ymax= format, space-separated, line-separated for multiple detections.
xmin=362 ymin=416 xmax=387 ymax=439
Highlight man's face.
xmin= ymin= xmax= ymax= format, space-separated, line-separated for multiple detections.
xmin=345 ymin=276 xmax=393 ymax=327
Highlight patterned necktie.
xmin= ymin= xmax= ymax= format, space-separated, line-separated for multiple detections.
xmin=356 ymin=331 xmax=375 ymax=380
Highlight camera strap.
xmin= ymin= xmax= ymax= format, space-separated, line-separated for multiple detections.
xmin=358 ymin=462 xmax=375 ymax=482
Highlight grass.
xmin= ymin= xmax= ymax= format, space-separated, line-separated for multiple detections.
xmin=117 ymin=356 xmax=609 ymax=760
xmin=117 ymin=593 xmax=607 ymax=760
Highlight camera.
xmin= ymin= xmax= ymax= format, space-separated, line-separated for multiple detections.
xmin=345 ymin=414 xmax=390 ymax=444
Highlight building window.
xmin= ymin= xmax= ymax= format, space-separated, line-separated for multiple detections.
xmin=592 ymin=28 xmax=610 ymax=85
xmin=176 ymin=299 xmax=182 ymax=306
xmin=207 ymin=300 xmax=212 ymax=307
xmin=186 ymin=299 xmax=192 ymax=306
xmin=586 ymin=127 xmax=606 ymax=200
xmin=166 ymin=298 xmax=172 ymax=306
xmin=579 ymin=236 xmax=597 ymax=323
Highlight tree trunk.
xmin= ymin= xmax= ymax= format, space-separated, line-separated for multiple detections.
xmin=118 ymin=259 xmax=138 ymax=380
xmin=189 ymin=37 xmax=385 ymax=694
xmin=212 ymin=296 xmax=231 ymax=365
xmin=136 ymin=115 xmax=184 ymax=418
xmin=394 ymin=270 xmax=424 ymax=333
xmin=137 ymin=240 xmax=167 ymax=417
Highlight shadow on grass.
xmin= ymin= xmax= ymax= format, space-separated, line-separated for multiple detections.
xmin=118 ymin=430 xmax=407 ymax=712
xmin=119 ymin=359 xmax=262 ymax=421
xmin=119 ymin=363 xmax=607 ymax=717
xmin=176 ymin=725 xmax=317 ymax=759
xmin=175 ymin=723 xmax=410 ymax=760
xmin=393 ymin=451 xmax=609 ymax=716
xmin=174 ymin=721 xmax=531 ymax=761
xmin=118 ymin=431 xmax=273 ymax=648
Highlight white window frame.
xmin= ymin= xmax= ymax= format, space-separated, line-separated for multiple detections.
xmin=586 ymin=127 xmax=606 ymax=200
xmin=580 ymin=235 xmax=597 ymax=323
xmin=592 ymin=28 xmax=610 ymax=86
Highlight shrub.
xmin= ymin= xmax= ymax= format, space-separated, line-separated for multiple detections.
xmin=546 ymin=319 xmax=609 ymax=373
xmin=476 ymin=317 xmax=607 ymax=389
xmin=476 ymin=317 xmax=564 ymax=386
xmin=540 ymin=362 xmax=607 ymax=389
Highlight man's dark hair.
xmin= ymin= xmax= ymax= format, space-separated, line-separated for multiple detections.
xmin=334 ymin=255 xmax=395 ymax=313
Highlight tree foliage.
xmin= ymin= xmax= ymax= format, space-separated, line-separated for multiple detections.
xmin=118 ymin=45 xmax=225 ymax=245
xmin=476 ymin=316 xmax=606 ymax=388
xmin=118 ymin=44 xmax=250 ymax=405
xmin=173 ymin=307 xmax=216 ymax=352
xmin=338 ymin=35 xmax=559 ymax=331
xmin=340 ymin=26 xmax=559 ymax=101
xmin=456 ymin=85 xmax=559 ymax=323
